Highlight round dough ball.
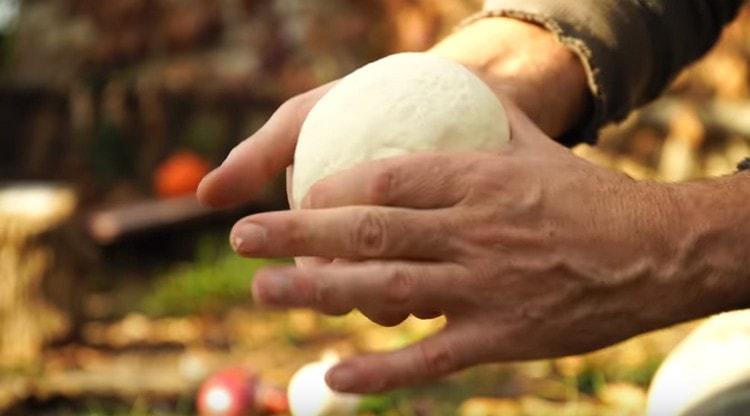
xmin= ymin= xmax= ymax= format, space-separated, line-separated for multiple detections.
xmin=291 ymin=52 xmax=510 ymax=208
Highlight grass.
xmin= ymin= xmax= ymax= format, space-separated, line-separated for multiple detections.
xmin=139 ymin=233 xmax=288 ymax=317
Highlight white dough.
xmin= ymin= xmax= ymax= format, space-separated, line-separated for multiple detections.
xmin=291 ymin=52 xmax=510 ymax=208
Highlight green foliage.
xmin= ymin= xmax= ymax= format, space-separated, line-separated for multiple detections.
xmin=609 ymin=356 xmax=664 ymax=389
xmin=139 ymin=234 xmax=286 ymax=317
xmin=358 ymin=394 xmax=394 ymax=414
xmin=572 ymin=367 xmax=607 ymax=396
xmin=369 ymin=378 xmax=490 ymax=416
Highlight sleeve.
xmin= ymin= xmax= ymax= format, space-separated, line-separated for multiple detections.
xmin=473 ymin=0 xmax=745 ymax=142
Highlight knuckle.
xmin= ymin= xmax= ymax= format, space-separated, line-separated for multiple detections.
xmin=275 ymin=100 xmax=298 ymax=121
xmin=305 ymin=181 xmax=329 ymax=208
xmin=418 ymin=341 xmax=456 ymax=377
xmin=285 ymin=217 xmax=309 ymax=247
xmin=281 ymin=94 xmax=305 ymax=112
xmin=491 ymin=157 xmax=519 ymax=183
xmin=313 ymin=279 xmax=350 ymax=316
xmin=433 ymin=215 xmax=459 ymax=247
xmin=225 ymin=145 xmax=242 ymax=163
xmin=454 ymin=209 xmax=495 ymax=246
xmin=351 ymin=211 xmax=388 ymax=257
xmin=313 ymin=278 xmax=337 ymax=306
xmin=471 ymin=156 xmax=512 ymax=182
xmin=383 ymin=268 xmax=414 ymax=307
xmin=366 ymin=168 xmax=395 ymax=205
xmin=467 ymin=170 xmax=500 ymax=194
xmin=460 ymin=176 xmax=506 ymax=209
xmin=279 ymin=95 xmax=309 ymax=124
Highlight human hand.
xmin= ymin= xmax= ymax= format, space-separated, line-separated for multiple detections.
xmin=231 ymin=100 xmax=697 ymax=393
xmin=198 ymin=17 xmax=588 ymax=210
xmin=198 ymin=17 xmax=589 ymax=269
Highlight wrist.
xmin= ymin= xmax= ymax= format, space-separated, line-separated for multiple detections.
xmin=662 ymin=176 xmax=750 ymax=320
xmin=429 ymin=17 xmax=589 ymax=137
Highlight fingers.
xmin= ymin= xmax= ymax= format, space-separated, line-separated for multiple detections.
xmin=286 ymin=165 xmax=295 ymax=209
xmin=301 ymin=153 xmax=477 ymax=210
xmin=231 ymin=206 xmax=461 ymax=261
xmin=197 ymin=83 xmax=335 ymax=208
xmin=294 ymin=256 xmax=330 ymax=268
xmin=288 ymin=166 xmax=335 ymax=268
xmin=500 ymin=98 xmax=567 ymax=152
xmin=325 ymin=322 xmax=484 ymax=393
xmin=358 ymin=309 xmax=410 ymax=327
xmin=413 ymin=310 xmax=442 ymax=320
xmin=251 ymin=262 xmax=465 ymax=316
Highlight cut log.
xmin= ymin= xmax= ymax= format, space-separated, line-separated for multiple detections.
xmin=84 ymin=192 xmax=284 ymax=245
xmin=86 ymin=195 xmax=215 ymax=245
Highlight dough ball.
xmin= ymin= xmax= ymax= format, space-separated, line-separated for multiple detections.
xmin=291 ymin=52 xmax=510 ymax=208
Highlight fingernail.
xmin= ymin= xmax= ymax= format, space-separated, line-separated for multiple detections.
xmin=261 ymin=273 xmax=293 ymax=303
xmin=326 ymin=365 xmax=357 ymax=392
xmin=232 ymin=223 xmax=266 ymax=253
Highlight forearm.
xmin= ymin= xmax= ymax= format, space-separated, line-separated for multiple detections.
xmin=429 ymin=17 xmax=588 ymax=139
xmin=667 ymin=173 xmax=750 ymax=321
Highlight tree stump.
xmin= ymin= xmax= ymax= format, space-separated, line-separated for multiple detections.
xmin=0 ymin=184 xmax=78 ymax=368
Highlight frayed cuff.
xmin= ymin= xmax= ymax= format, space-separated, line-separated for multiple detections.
xmin=458 ymin=9 xmax=607 ymax=145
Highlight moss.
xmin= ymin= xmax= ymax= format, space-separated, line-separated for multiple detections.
xmin=139 ymin=234 xmax=289 ymax=317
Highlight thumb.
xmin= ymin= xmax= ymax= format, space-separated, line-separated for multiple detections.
xmin=197 ymin=83 xmax=334 ymax=208
xmin=501 ymin=97 xmax=565 ymax=152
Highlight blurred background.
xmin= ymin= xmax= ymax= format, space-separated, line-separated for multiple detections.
xmin=1 ymin=0 xmax=749 ymax=415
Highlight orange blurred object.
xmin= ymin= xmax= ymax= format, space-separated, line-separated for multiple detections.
xmin=154 ymin=151 xmax=211 ymax=198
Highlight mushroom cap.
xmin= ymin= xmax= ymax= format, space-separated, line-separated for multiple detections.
xmin=288 ymin=352 xmax=360 ymax=416
xmin=0 ymin=183 xmax=76 ymax=241
xmin=646 ymin=309 xmax=750 ymax=416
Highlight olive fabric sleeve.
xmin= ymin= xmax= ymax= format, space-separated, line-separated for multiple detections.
xmin=474 ymin=0 xmax=745 ymax=143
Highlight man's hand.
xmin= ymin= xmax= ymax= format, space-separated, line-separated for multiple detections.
xmin=194 ymin=16 xmax=729 ymax=394
xmin=197 ymin=18 xmax=588 ymax=210
xmin=197 ymin=17 xmax=590 ymax=269
xmin=229 ymin=101 xmax=710 ymax=393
